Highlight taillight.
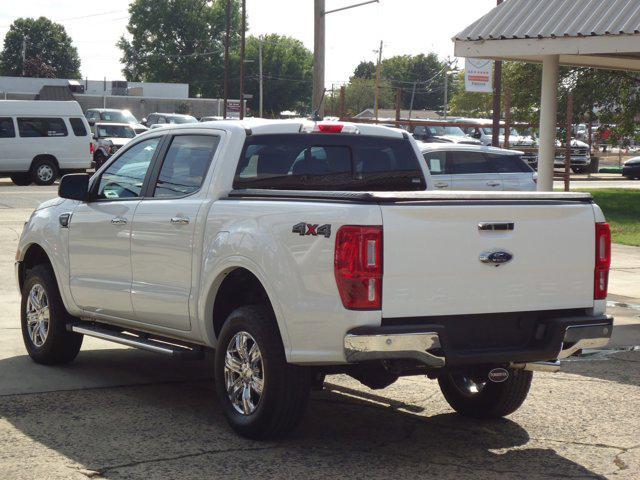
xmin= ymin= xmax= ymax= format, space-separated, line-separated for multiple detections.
xmin=90 ymin=142 xmax=94 ymax=155
xmin=594 ymin=222 xmax=611 ymax=300
xmin=334 ymin=225 xmax=383 ymax=310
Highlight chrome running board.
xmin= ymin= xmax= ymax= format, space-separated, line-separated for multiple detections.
xmin=68 ymin=323 xmax=204 ymax=359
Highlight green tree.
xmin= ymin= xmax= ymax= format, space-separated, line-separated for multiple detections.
xmin=243 ymin=35 xmax=313 ymax=117
xmin=349 ymin=54 xmax=448 ymax=111
xmin=0 ymin=17 xmax=81 ymax=78
xmin=118 ymin=0 xmax=240 ymax=98
xmin=342 ymin=78 xmax=394 ymax=116
xmin=381 ymin=54 xmax=447 ymax=110
xmin=352 ymin=61 xmax=375 ymax=80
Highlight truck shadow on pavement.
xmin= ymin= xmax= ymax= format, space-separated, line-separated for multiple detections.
xmin=0 ymin=348 xmax=613 ymax=479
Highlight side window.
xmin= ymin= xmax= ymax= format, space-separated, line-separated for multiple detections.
xmin=423 ymin=151 xmax=447 ymax=175
xmin=157 ymin=116 xmax=167 ymax=124
xmin=69 ymin=117 xmax=88 ymax=137
xmin=97 ymin=137 xmax=160 ymax=199
xmin=487 ymin=154 xmax=532 ymax=173
xmin=0 ymin=117 xmax=15 ymax=138
xmin=448 ymin=151 xmax=495 ymax=174
xmin=17 ymin=117 xmax=68 ymax=137
xmin=153 ymin=135 xmax=219 ymax=198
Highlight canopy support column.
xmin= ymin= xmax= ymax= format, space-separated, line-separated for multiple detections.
xmin=537 ymin=54 xmax=559 ymax=191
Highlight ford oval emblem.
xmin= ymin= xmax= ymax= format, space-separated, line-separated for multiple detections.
xmin=480 ymin=250 xmax=513 ymax=267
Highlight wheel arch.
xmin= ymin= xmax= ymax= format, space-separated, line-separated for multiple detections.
xmin=31 ymin=154 xmax=59 ymax=170
xmin=18 ymin=243 xmax=53 ymax=292
xmin=201 ymin=262 xmax=291 ymax=355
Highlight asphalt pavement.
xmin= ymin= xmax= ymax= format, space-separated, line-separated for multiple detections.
xmin=0 ymin=180 xmax=639 ymax=479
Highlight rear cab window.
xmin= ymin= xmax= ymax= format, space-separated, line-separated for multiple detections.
xmin=233 ymin=134 xmax=425 ymax=191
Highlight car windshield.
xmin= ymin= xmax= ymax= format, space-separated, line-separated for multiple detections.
xmin=168 ymin=115 xmax=198 ymax=124
xmin=482 ymin=127 xmax=519 ymax=136
xmin=100 ymin=110 xmax=138 ymax=124
xmin=97 ymin=125 xmax=136 ymax=138
xmin=428 ymin=126 xmax=466 ymax=137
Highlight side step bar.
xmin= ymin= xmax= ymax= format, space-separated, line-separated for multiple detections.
xmin=68 ymin=323 xmax=205 ymax=359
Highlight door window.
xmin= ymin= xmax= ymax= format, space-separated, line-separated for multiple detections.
xmin=423 ymin=151 xmax=447 ymax=175
xmin=448 ymin=151 xmax=495 ymax=174
xmin=69 ymin=117 xmax=88 ymax=136
xmin=0 ymin=117 xmax=15 ymax=138
xmin=153 ymin=135 xmax=219 ymax=197
xmin=487 ymin=154 xmax=532 ymax=173
xmin=96 ymin=137 xmax=160 ymax=199
xmin=17 ymin=117 xmax=68 ymax=137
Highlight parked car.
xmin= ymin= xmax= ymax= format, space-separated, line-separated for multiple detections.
xmin=419 ymin=143 xmax=537 ymax=191
xmin=411 ymin=124 xmax=481 ymax=145
xmin=622 ymin=156 xmax=640 ymax=179
xmin=457 ymin=118 xmax=538 ymax=166
xmin=200 ymin=116 xmax=224 ymax=122
xmin=85 ymin=108 xmax=148 ymax=135
xmin=554 ymin=137 xmax=592 ymax=173
xmin=92 ymin=122 xmax=137 ymax=170
xmin=0 ymin=100 xmax=92 ymax=185
xmin=16 ymin=119 xmax=612 ymax=440
xmin=143 ymin=113 xmax=198 ymax=128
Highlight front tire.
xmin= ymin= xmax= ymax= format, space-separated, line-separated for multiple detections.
xmin=214 ymin=305 xmax=311 ymax=439
xmin=438 ymin=369 xmax=532 ymax=419
xmin=21 ymin=265 xmax=83 ymax=365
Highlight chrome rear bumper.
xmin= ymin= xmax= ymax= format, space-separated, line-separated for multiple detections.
xmin=344 ymin=315 xmax=613 ymax=370
xmin=344 ymin=331 xmax=445 ymax=367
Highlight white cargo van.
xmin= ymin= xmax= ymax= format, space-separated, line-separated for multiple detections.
xmin=0 ymin=101 xmax=92 ymax=185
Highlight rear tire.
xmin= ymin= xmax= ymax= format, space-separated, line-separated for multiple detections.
xmin=31 ymin=158 xmax=58 ymax=186
xmin=21 ymin=265 xmax=83 ymax=365
xmin=214 ymin=305 xmax=312 ymax=439
xmin=94 ymin=152 xmax=107 ymax=170
xmin=438 ymin=369 xmax=532 ymax=419
xmin=10 ymin=173 xmax=31 ymax=186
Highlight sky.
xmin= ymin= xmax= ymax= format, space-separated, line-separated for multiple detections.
xmin=0 ymin=0 xmax=498 ymax=88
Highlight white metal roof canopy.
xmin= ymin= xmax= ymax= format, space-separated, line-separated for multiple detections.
xmin=452 ymin=0 xmax=640 ymax=190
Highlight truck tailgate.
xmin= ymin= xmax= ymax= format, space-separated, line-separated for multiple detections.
xmin=381 ymin=196 xmax=595 ymax=318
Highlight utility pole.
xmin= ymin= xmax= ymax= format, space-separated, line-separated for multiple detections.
xmin=374 ymin=40 xmax=383 ymax=120
xmin=313 ymin=0 xmax=326 ymax=117
xmin=258 ymin=37 xmax=263 ymax=118
xmin=223 ymin=0 xmax=231 ymax=119
xmin=408 ymin=81 xmax=417 ymax=120
xmin=444 ymin=71 xmax=449 ymax=119
xmin=239 ymin=0 xmax=246 ymax=119
xmin=313 ymin=0 xmax=378 ymax=117
xmin=491 ymin=0 xmax=504 ymax=146
xmin=21 ymin=37 xmax=27 ymax=76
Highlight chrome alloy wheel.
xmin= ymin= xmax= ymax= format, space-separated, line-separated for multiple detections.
xmin=26 ymin=284 xmax=50 ymax=347
xmin=224 ymin=331 xmax=264 ymax=415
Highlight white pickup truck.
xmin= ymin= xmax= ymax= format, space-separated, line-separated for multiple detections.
xmin=16 ymin=119 xmax=613 ymax=439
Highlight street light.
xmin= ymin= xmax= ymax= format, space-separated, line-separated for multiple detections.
xmin=313 ymin=0 xmax=379 ymax=117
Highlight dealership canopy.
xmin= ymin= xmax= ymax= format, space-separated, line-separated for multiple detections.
xmin=453 ymin=0 xmax=640 ymax=190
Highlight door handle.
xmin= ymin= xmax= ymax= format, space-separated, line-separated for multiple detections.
xmin=486 ymin=181 xmax=501 ymax=187
xmin=434 ymin=182 xmax=449 ymax=188
xmin=111 ymin=217 xmax=127 ymax=225
xmin=170 ymin=216 xmax=190 ymax=225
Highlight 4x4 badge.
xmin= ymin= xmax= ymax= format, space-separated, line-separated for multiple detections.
xmin=292 ymin=222 xmax=331 ymax=238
